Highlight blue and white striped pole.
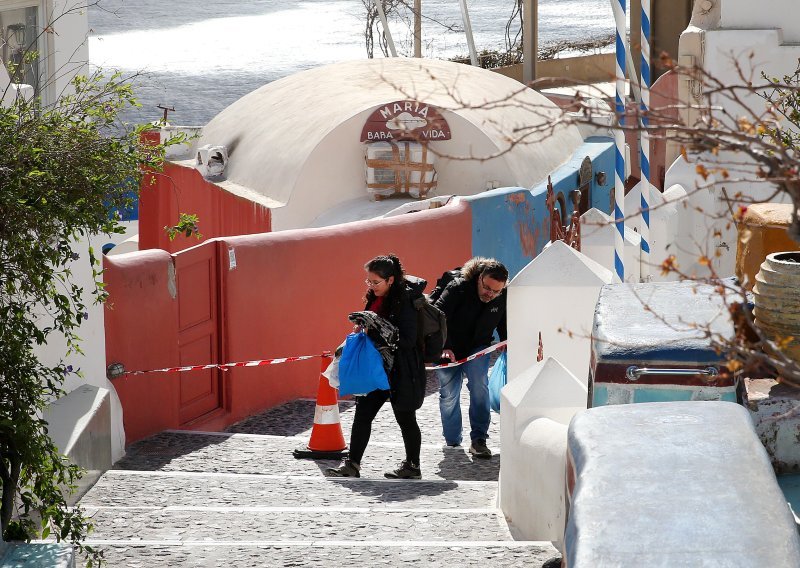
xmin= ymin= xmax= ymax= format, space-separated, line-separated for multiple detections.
xmin=612 ymin=0 xmax=626 ymax=283
xmin=639 ymin=0 xmax=651 ymax=280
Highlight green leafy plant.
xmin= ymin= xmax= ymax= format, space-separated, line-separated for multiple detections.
xmin=165 ymin=213 xmax=202 ymax=241
xmin=0 ymin=64 xmax=175 ymax=565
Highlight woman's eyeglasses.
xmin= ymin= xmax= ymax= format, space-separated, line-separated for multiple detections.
xmin=365 ymin=278 xmax=386 ymax=287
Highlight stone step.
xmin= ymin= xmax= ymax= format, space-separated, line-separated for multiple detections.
xmin=81 ymin=470 xmax=497 ymax=509
xmin=114 ymin=431 xmax=501 ymax=482
xmin=81 ymin=507 xmax=512 ymax=542
xmin=92 ymin=542 xmax=559 ymax=567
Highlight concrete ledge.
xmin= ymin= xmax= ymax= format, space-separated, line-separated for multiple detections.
xmin=500 ymin=357 xmax=587 ymax=543
xmin=0 ymin=543 xmax=74 ymax=568
xmin=565 ymin=401 xmax=800 ymax=567
xmin=43 ymin=384 xmax=112 ymax=503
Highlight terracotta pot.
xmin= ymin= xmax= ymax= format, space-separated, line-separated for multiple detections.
xmin=753 ymin=251 xmax=800 ymax=362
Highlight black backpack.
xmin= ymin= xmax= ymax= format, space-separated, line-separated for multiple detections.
xmin=405 ymin=276 xmax=448 ymax=363
xmin=427 ymin=267 xmax=462 ymax=304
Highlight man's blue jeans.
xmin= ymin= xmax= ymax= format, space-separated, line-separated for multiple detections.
xmin=435 ymin=353 xmax=491 ymax=445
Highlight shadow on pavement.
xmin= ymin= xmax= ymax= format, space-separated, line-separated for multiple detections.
xmin=226 ymin=399 xmax=356 ymax=436
xmin=324 ymin=477 xmax=463 ymax=503
xmin=435 ymin=448 xmax=501 ymax=482
xmin=114 ymin=431 xmax=229 ymax=472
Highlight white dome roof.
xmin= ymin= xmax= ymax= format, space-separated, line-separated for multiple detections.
xmin=197 ymin=58 xmax=583 ymax=212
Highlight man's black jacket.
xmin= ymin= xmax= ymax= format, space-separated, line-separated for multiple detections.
xmin=433 ymin=277 xmax=507 ymax=361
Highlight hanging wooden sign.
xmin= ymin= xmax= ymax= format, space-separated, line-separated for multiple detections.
xmin=360 ymin=100 xmax=451 ymax=142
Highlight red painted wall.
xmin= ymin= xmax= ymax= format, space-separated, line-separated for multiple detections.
xmin=622 ymin=71 xmax=680 ymax=191
xmin=650 ymin=70 xmax=679 ymax=190
xmin=106 ymin=201 xmax=471 ymax=443
xmin=139 ymin=162 xmax=272 ymax=253
xmin=104 ymin=249 xmax=181 ymax=442
xmin=216 ymin=201 xmax=472 ymax=424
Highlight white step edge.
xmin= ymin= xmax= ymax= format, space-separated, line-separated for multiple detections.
xmin=66 ymin=539 xmax=554 ymax=548
xmin=102 ymin=469 xmax=497 ymax=486
xmin=162 ymin=429 xmax=499 ymax=451
xmin=78 ymin=505 xmax=499 ymax=514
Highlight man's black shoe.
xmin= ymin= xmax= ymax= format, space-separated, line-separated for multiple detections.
xmin=469 ymin=439 xmax=492 ymax=459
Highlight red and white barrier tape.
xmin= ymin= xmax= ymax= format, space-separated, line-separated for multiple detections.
xmin=122 ymin=354 xmax=323 ymax=376
xmin=120 ymin=340 xmax=506 ymax=376
xmin=424 ymin=341 xmax=506 ymax=370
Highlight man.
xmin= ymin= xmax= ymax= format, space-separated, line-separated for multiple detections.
xmin=433 ymin=257 xmax=508 ymax=458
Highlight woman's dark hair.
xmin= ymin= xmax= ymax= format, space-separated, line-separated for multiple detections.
xmin=364 ymin=253 xmax=406 ymax=316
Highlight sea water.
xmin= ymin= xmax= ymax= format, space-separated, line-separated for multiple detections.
xmin=89 ymin=0 xmax=614 ymax=125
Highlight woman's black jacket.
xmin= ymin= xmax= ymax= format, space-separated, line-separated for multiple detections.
xmin=367 ymin=281 xmax=427 ymax=411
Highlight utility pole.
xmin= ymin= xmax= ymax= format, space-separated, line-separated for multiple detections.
xmin=458 ymin=0 xmax=479 ymax=66
xmin=156 ymin=104 xmax=174 ymax=125
xmin=414 ymin=0 xmax=422 ymax=57
xmin=372 ymin=0 xmax=397 ymax=57
xmin=522 ymin=0 xmax=538 ymax=85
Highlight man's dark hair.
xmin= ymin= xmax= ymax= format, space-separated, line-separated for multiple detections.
xmin=480 ymin=260 xmax=508 ymax=283
xmin=460 ymin=257 xmax=508 ymax=283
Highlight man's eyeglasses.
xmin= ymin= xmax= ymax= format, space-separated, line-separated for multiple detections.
xmin=365 ymin=278 xmax=386 ymax=287
xmin=480 ymin=277 xmax=504 ymax=296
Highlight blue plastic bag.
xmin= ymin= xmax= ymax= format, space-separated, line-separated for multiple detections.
xmin=488 ymin=351 xmax=507 ymax=413
xmin=337 ymin=332 xmax=390 ymax=396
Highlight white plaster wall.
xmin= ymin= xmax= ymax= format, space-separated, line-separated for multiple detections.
xmin=49 ymin=0 xmax=90 ymax=102
xmin=624 ymin=180 xmax=683 ymax=281
xmin=503 ymin=418 xmax=568 ymax=543
xmin=579 ymin=208 xmax=642 ymax=283
xmin=2 ymin=2 xmax=121 ymax=463
xmin=655 ymin=184 xmax=689 ymax=282
xmin=507 ymin=241 xmax=612 ymax=384
xmin=662 ymin=155 xmax=745 ymax=278
xmin=720 ymin=0 xmax=800 ymax=43
xmin=700 ymin=29 xmax=799 ymax=278
xmin=33 ymin=234 xmax=125 ymax=463
xmin=105 ymin=232 xmax=139 ymax=256
xmin=43 ymin=384 xmax=112 ymax=498
xmin=677 ymin=17 xmax=800 ymax=280
xmin=500 ymin=357 xmax=587 ymax=542
xmin=703 ymin=29 xmax=800 ymax=135
xmin=272 ymin=110 xmax=531 ymax=231
xmin=100 ymin=220 xmax=139 ymax=256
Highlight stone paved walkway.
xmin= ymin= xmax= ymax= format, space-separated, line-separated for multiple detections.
xmin=78 ymin=371 xmax=561 ymax=566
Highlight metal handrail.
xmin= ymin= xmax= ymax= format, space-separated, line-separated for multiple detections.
xmin=625 ymin=366 xmax=719 ymax=382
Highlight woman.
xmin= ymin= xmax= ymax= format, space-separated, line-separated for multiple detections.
xmin=326 ymin=254 xmax=427 ymax=479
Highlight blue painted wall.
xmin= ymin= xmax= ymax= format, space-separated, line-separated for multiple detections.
xmin=465 ymin=138 xmax=614 ymax=278
xmin=106 ymin=186 xmax=139 ymax=222
xmin=583 ymin=136 xmax=615 ymax=213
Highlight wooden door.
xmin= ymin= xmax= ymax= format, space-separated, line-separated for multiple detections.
xmin=174 ymin=243 xmax=222 ymax=423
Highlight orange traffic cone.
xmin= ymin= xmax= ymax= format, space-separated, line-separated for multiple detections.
xmin=293 ymin=352 xmax=348 ymax=459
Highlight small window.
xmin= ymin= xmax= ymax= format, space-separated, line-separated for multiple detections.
xmin=0 ymin=5 xmax=42 ymax=97
xmin=365 ymin=141 xmax=437 ymax=200
xmin=373 ymin=167 xmax=396 ymax=186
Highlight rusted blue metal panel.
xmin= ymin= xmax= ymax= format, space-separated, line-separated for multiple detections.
xmin=590 ymin=280 xmax=738 ymax=406
xmin=466 ymin=138 xmax=614 ymax=278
